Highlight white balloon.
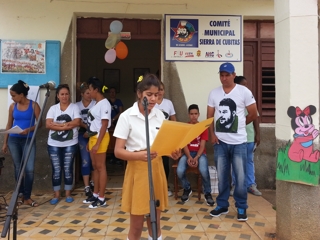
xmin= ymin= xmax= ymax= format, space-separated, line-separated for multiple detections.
xmin=110 ymin=20 xmax=123 ymax=34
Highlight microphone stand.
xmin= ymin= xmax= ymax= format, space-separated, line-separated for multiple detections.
xmin=142 ymin=97 xmax=159 ymax=240
xmin=1 ymin=87 xmax=52 ymax=240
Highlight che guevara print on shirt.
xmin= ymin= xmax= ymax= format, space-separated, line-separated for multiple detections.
xmin=51 ymin=114 xmax=74 ymax=141
xmin=216 ymin=98 xmax=238 ymax=133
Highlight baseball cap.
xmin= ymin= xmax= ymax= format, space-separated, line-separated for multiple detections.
xmin=219 ymin=62 xmax=235 ymax=74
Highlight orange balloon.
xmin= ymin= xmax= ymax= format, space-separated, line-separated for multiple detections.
xmin=115 ymin=41 xmax=128 ymax=59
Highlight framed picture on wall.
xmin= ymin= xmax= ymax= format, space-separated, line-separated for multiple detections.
xmin=103 ymin=69 xmax=120 ymax=93
xmin=133 ymin=68 xmax=150 ymax=92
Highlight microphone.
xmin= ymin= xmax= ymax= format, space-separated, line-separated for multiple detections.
xmin=142 ymin=96 xmax=149 ymax=107
xmin=39 ymin=81 xmax=56 ymax=89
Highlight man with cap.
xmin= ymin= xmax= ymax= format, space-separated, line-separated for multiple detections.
xmin=207 ymin=62 xmax=258 ymax=221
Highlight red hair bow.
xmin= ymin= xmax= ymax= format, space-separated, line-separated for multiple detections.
xmin=296 ymin=106 xmax=310 ymax=116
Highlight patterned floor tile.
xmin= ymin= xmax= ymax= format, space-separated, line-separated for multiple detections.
xmin=39 ymin=216 xmax=67 ymax=227
xmin=52 ymin=237 xmax=82 ymax=240
xmin=90 ymin=208 xmax=114 ymax=217
xmin=196 ymin=213 xmax=222 ymax=223
xmin=2 ymin=189 xmax=277 ymax=240
xmin=175 ymin=213 xmax=202 ymax=222
xmin=13 ymin=227 xmax=36 ymax=237
xmin=207 ymin=231 xmax=261 ymax=240
xmin=161 ymin=221 xmax=182 ymax=233
xmin=23 ymin=210 xmax=51 ymax=219
xmin=219 ymin=212 xmax=238 ymax=222
xmin=61 ymin=203 xmax=94 ymax=211
xmin=181 ymin=232 xmax=209 ymax=240
xmin=106 ymin=222 xmax=130 ymax=235
xmin=86 ymin=216 xmax=111 ymax=226
xmin=48 ymin=210 xmax=73 ymax=218
xmin=192 ymin=205 xmax=212 ymax=214
xmin=63 ymin=217 xmax=88 ymax=227
xmin=171 ymin=206 xmax=196 ymax=214
xmin=206 ymin=231 xmax=228 ymax=239
xmin=160 ymin=212 xmax=178 ymax=223
xmin=200 ymin=221 xmax=229 ymax=232
xmin=108 ymin=215 xmax=130 ymax=226
xmin=104 ymin=235 xmax=128 ymax=240
xmin=246 ymin=219 xmax=276 ymax=231
xmin=55 ymin=226 xmax=83 ymax=237
xmin=110 ymin=209 xmax=130 ymax=218
xmin=162 ymin=233 xmax=183 ymax=239
xmin=253 ymin=230 xmax=277 ymax=240
xmin=249 ymin=203 xmax=274 ymax=211
xmin=81 ymin=226 xmax=108 ymax=236
xmin=176 ymin=221 xmax=205 ymax=233
xmin=221 ymin=221 xmax=253 ymax=232
xmin=68 ymin=209 xmax=93 ymax=218
xmin=79 ymin=237 xmax=108 ymax=240
xmin=32 ymin=203 xmax=57 ymax=212
xmin=257 ymin=209 xmax=276 ymax=217
xmin=29 ymin=226 xmax=61 ymax=237
xmin=162 ymin=206 xmax=177 ymax=214
xmin=18 ymin=218 xmax=43 ymax=228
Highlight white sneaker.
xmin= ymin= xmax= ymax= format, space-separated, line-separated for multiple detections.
xmin=168 ymin=190 xmax=173 ymax=197
xmin=248 ymin=184 xmax=262 ymax=196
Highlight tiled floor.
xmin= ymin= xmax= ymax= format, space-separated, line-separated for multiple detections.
xmin=0 ymin=188 xmax=276 ymax=240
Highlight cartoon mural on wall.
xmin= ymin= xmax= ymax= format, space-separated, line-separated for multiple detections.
xmin=276 ymin=105 xmax=320 ymax=186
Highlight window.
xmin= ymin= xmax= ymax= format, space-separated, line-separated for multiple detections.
xmin=261 ymin=67 xmax=275 ymax=123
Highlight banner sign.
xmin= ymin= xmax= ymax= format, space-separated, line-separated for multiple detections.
xmin=165 ymin=14 xmax=242 ymax=62
xmin=1 ymin=40 xmax=46 ymax=74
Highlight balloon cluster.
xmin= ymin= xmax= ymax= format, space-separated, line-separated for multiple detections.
xmin=105 ymin=20 xmax=129 ymax=64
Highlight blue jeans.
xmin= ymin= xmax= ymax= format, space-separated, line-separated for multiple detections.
xmin=214 ymin=140 xmax=248 ymax=209
xmin=231 ymin=142 xmax=256 ymax=188
xmin=78 ymin=133 xmax=93 ymax=176
xmin=47 ymin=144 xmax=78 ymax=191
xmin=176 ymin=151 xmax=211 ymax=194
xmin=8 ymin=136 xmax=36 ymax=200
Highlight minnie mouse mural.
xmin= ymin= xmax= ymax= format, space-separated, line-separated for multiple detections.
xmin=287 ymin=105 xmax=320 ymax=162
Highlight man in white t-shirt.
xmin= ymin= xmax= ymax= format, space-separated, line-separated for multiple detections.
xmin=207 ymin=62 xmax=258 ymax=222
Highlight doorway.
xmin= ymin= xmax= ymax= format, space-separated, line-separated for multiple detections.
xmin=76 ymin=17 xmax=161 ymax=188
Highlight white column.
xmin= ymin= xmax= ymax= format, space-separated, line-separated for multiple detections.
xmin=275 ymin=0 xmax=319 ymax=140
xmin=274 ymin=1 xmax=320 ymax=239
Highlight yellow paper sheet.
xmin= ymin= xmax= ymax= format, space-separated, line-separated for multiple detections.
xmin=151 ymin=117 xmax=214 ymax=156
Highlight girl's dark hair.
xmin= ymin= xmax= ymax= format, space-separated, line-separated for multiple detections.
xmin=55 ymin=84 xmax=70 ymax=104
xmin=234 ymin=76 xmax=246 ymax=84
xmin=136 ymin=73 xmax=160 ymax=94
xmin=10 ymin=80 xmax=29 ymax=96
xmin=87 ymin=77 xmax=104 ymax=94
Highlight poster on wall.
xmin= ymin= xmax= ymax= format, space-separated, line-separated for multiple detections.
xmin=164 ymin=14 xmax=242 ymax=62
xmin=0 ymin=40 xmax=60 ymax=88
xmin=276 ymin=105 xmax=320 ymax=186
xmin=1 ymin=40 xmax=46 ymax=74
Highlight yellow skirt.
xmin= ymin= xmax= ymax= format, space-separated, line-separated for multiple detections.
xmin=121 ymin=156 xmax=168 ymax=215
